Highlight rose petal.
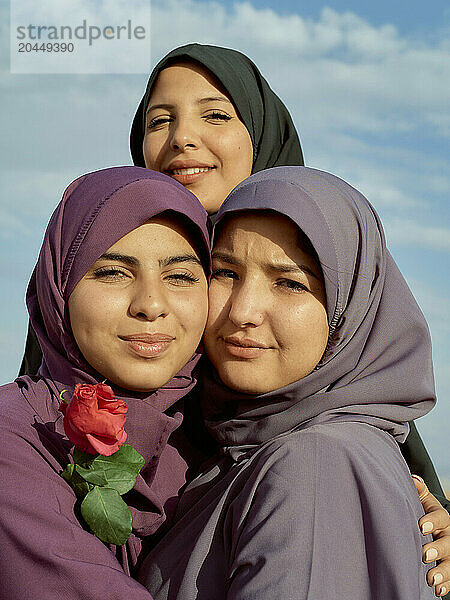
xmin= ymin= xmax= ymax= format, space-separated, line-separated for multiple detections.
xmin=61 ymin=383 xmax=128 ymax=455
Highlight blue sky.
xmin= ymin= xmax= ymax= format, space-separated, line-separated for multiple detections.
xmin=1 ymin=0 xmax=449 ymax=485
xmin=240 ymin=0 xmax=449 ymax=34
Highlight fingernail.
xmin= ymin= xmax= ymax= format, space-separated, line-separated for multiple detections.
xmin=433 ymin=573 xmax=444 ymax=586
xmin=421 ymin=521 xmax=433 ymax=534
xmin=425 ymin=548 xmax=438 ymax=562
xmin=412 ymin=474 xmax=425 ymax=483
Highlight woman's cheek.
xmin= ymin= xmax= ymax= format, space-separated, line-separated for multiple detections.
xmin=206 ymin=281 xmax=227 ymax=328
xmin=186 ymin=289 xmax=209 ymax=336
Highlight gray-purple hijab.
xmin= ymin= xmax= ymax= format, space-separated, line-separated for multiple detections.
xmin=0 ymin=166 xmax=210 ymax=599
xmin=202 ymin=165 xmax=436 ymax=450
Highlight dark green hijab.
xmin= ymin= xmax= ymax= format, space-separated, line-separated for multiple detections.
xmin=130 ymin=43 xmax=304 ymax=171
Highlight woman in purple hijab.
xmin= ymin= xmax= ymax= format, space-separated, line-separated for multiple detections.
xmin=138 ymin=166 xmax=438 ymax=599
xmin=0 ymin=166 xmax=211 ymax=599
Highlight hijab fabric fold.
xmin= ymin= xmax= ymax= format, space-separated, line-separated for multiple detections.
xmin=130 ymin=43 xmax=304 ymax=171
xmin=202 ymin=166 xmax=436 ymax=454
xmin=22 ymin=166 xmax=211 ymax=553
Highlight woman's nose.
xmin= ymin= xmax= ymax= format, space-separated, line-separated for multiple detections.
xmin=228 ymin=280 xmax=265 ymax=328
xmin=169 ymin=118 xmax=200 ymax=151
xmin=129 ymin=281 xmax=168 ymax=321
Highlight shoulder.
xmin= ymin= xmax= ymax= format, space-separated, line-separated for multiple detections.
xmin=0 ymin=380 xmax=24 ymax=403
xmin=0 ymin=381 xmax=34 ymax=425
xmin=0 ymin=377 xmax=62 ymax=425
xmin=0 ymin=379 xmax=69 ymax=471
xmin=223 ymin=424 xmax=432 ymax=600
xmin=226 ymin=421 xmax=423 ymax=544
xmin=253 ymin=421 xmax=384 ymax=468
xmin=246 ymin=421 xmax=413 ymax=501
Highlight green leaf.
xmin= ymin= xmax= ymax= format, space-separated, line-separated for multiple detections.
xmin=93 ymin=444 xmax=145 ymax=471
xmin=80 ymin=486 xmax=132 ymax=545
xmin=73 ymin=448 xmax=97 ymax=467
xmin=61 ymin=464 xmax=93 ymax=497
xmin=87 ymin=445 xmax=145 ymax=495
xmin=75 ymin=464 xmax=109 ymax=486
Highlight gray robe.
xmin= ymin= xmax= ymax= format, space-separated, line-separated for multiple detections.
xmin=139 ymin=420 xmax=433 ymax=599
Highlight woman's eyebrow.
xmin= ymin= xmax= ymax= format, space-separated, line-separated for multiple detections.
xmin=159 ymin=254 xmax=203 ymax=268
xmin=146 ymin=96 xmax=231 ymax=115
xmin=96 ymin=253 xmax=202 ymax=268
xmin=213 ymin=252 xmax=321 ymax=281
xmin=211 ymin=251 xmax=244 ymax=266
xmin=146 ymin=103 xmax=173 ymax=114
xmin=97 ymin=252 xmax=139 ymax=267
xmin=265 ymin=262 xmax=322 ymax=281
xmin=197 ymin=96 xmax=231 ymax=105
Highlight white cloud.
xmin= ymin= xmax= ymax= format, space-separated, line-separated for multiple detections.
xmin=150 ymin=1 xmax=449 ymax=138
xmin=384 ymin=217 xmax=450 ymax=251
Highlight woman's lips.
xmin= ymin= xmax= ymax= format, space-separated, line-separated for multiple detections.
xmin=165 ymin=165 xmax=216 ymax=185
xmin=223 ymin=336 xmax=271 ymax=359
xmin=119 ymin=333 xmax=175 ymax=359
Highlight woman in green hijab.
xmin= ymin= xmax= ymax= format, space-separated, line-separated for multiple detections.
xmin=20 ymin=43 xmax=450 ymax=594
xmin=130 ymin=43 xmax=304 ymax=174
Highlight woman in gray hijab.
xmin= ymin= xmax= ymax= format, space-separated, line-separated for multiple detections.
xmin=139 ymin=166 xmax=440 ymax=599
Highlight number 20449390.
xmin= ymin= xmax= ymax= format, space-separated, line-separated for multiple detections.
xmin=18 ymin=42 xmax=74 ymax=52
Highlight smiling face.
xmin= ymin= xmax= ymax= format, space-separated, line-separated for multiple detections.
xmin=143 ymin=62 xmax=254 ymax=214
xmin=68 ymin=215 xmax=208 ymax=392
xmin=204 ymin=212 xmax=329 ymax=394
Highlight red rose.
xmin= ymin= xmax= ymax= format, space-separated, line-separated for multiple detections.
xmin=60 ymin=383 xmax=127 ymax=456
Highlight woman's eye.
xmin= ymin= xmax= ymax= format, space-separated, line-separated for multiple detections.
xmin=276 ymin=278 xmax=308 ymax=292
xmin=146 ymin=115 xmax=172 ymax=130
xmin=92 ymin=267 xmax=130 ymax=281
xmin=166 ymin=272 xmax=200 ymax=286
xmin=211 ymin=268 xmax=238 ymax=280
xmin=203 ymin=111 xmax=232 ymax=122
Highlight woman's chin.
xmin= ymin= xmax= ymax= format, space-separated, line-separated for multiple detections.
xmin=218 ymin=369 xmax=274 ymax=396
xmin=91 ymin=352 xmax=193 ymax=393
xmin=99 ymin=370 xmax=172 ymax=394
xmin=103 ymin=378 xmax=157 ymax=394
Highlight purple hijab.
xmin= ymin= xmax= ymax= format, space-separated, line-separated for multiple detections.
xmin=203 ymin=166 xmax=436 ymax=450
xmin=0 ymin=167 xmax=210 ymax=598
xmin=28 ymin=166 xmax=210 ymax=399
